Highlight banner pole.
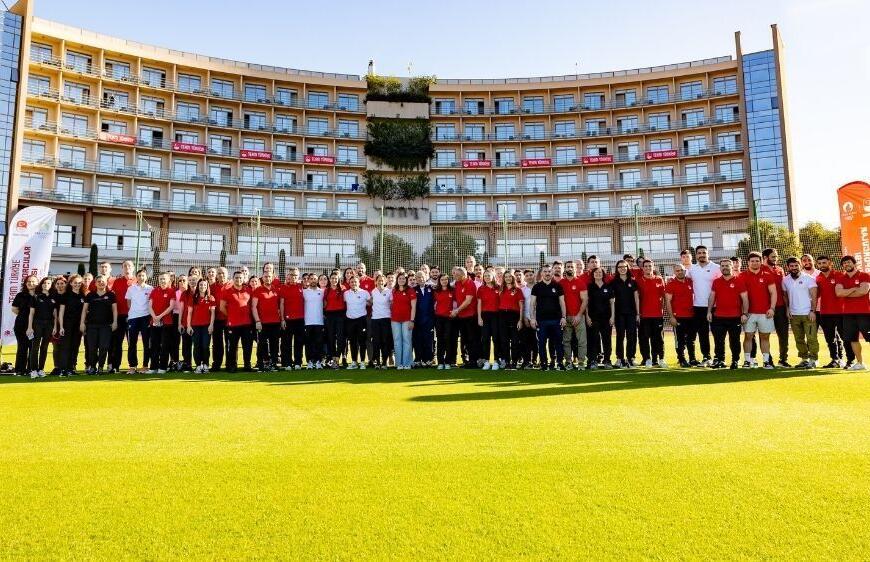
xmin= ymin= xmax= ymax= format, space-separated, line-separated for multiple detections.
xmin=255 ymin=209 xmax=261 ymax=273
xmin=502 ymin=208 xmax=508 ymax=269
xmin=134 ymin=209 xmax=142 ymax=270
xmin=379 ymin=205 xmax=384 ymax=273
xmin=634 ymin=204 xmax=640 ymax=257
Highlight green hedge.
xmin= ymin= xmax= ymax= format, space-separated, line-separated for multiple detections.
xmin=365 ymin=74 xmax=435 ymax=103
xmin=363 ymin=172 xmax=430 ymax=201
xmin=364 ymin=118 xmax=434 ymax=171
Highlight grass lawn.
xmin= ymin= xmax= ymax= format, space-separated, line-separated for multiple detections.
xmin=0 ymin=336 xmax=868 ymax=559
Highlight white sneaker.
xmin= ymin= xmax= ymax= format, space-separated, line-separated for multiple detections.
xmin=644 ymin=360 xmax=653 ymax=367
xmin=157 ymin=369 xmax=167 ymax=374
xmin=316 ymin=361 xmax=323 ymax=369
xmin=359 ymin=363 xmax=367 ymax=370
xmin=657 ymin=360 xmax=669 ymax=368
xmin=848 ymin=362 xmax=866 ymax=370
xmin=347 ymin=362 xmax=357 ymax=370
xmin=146 ymin=369 xmax=156 ymax=374
xmin=306 ymin=363 xmax=314 ymax=370
xmin=284 ymin=365 xmax=293 ymax=371
xmin=444 ymin=364 xmax=452 ymax=370
xmin=38 ymin=370 xmax=47 ymax=378
xmin=203 ymin=365 xmax=210 ymax=373
xmin=491 ymin=362 xmax=500 ymax=371
xmin=29 ymin=371 xmax=39 ymax=379
xmin=482 ymin=361 xmax=491 ymax=370
xmin=437 ymin=364 xmax=444 ymax=370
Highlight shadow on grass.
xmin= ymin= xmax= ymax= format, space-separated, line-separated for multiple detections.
xmin=0 ymin=365 xmax=832 ymax=401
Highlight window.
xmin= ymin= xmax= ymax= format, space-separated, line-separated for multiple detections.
xmin=494 ymin=123 xmax=515 ymax=140
xmin=174 ymin=130 xmax=198 ymax=144
xmin=619 ymin=169 xmax=641 ymax=188
xmin=523 ymin=123 xmax=545 ymax=140
xmin=553 ymin=94 xmax=575 ymax=112
xmin=168 ymin=232 xmax=224 ymax=253
xmin=307 ymin=91 xmax=329 ymax=109
xmin=713 ymin=76 xmax=737 ymax=95
xmin=304 ymin=238 xmax=356 ymax=258
xmin=554 ymin=121 xmax=576 ymax=137
xmin=526 ymin=200 xmax=547 ymax=219
xmin=24 ymin=139 xmax=46 ymax=159
xmin=275 ymin=169 xmax=296 ymax=186
xmin=338 ymin=120 xmax=359 ymax=137
xmin=615 ymin=89 xmax=637 ymax=107
xmin=649 ymin=139 xmax=673 ymax=151
xmin=337 ymin=173 xmax=358 ymax=189
xmin=211 ymin=78 xmax=235 ymax=98
xmin=722 ymin=232 xmax=749 ymax=250
xmin=621 ymin=195 xmax=642 ymax=212
xmin=683 ymin=136 xmax=707 ymax=156
xmin=176 ymin=102 xmax=200 ymax=122
xmin=646 ymin=86 xmax=669 ymax=104
xmin=210 ymin=107 xmax=233 ymax=127
xmin=307 ymin=117 xmax=328 ymax=135
xmin=244 ymin=112 xmax=267 ymax=130
xmin=434 ymin=176 xmax=456 ymax=191
xmin=173 ymin=159 xmax=197 ymax=180
xmin=588 ymin=197 xmax=610 ymax=216
xmin=524 ymin=147 xmax=545 ymax=159
xmin=136 ymin=186 xmax=160 ymax=205
xmin=689 ymin=232 xmax=714 ymax=248
xmin=435 ymin=150 xmax=456 ymax=167
xmin=207 ymin=192 xmax=230 ymax=211
xmin=557 ymin=199 xmax=580 ymax=217
xmin=585 ymin=144 xmax=608 ymax=157
xmin=60 ymin=113 xmax=88 ymax=135
xmin=178 ymin=74 xmax=201 ymax=93
xmin=138 ymin=126 xmax=164 ymax=148
xmin=338 ymin=146 xmax=358 ymax=164
xmin=244 ymin=84 xmax=267 ymax=102
xmin=617 ymin=116 xmax=638 ymax=133
xmin=464 ymin=98 xmax=484 ymax=115
xmin=465 ymin=176 xmax=485 ymax=193
xmin=98 ymin=150 xmax=126 ymax=172
xmin=715 ymin=104 xmax=739 ymax=123
xmin=496 ymin=200 xmax=517 ymax=218
xmin=435 ymin=201 xmax=457 ymax=219
xmin=337 ymin=94 xmax=359 ymax=111
xmin=650 ymin=166 xmax=674 ymax=186
xmin=54 ymin=225 xmax=75 ymax=247
xmin=682 ymin=109 xmax=705 ymax=127
xmin=275 ymin=114 xmax=297 ymax=133
xmin=522 ymin=96 xmax=544 ymax=113
xmin=685 ymin=163 xmax=709 ymax=184
xmin=238 ymin=235 xmax=293 ymax=256
xmin=717 ymin=132 xmax=740 ymax=151
xmin=65 ymin=51 xmax=91 ymax=73
xmin=680 ymin=81 xmax=703 ymax=100
xmin=242 ymin=166 xmax=266 ymax=186
xmin=209 ymin=135 xmax=232 ymax=156
xmin=719 ymin=160 xmax=744 ymax=181
xmin=583 ymin=93 xmax=604 ymax=110
xmin=106 ymin=60 xmax=131 ymax=81
xmin=435 ymin=124 xmax=456 ymax=140
xmin=306 ymin=198 xmax=327 ymax=217
xmin=102 ymin=89 xmax=128 ymax=110
xmin=434 ymin=99 xmax=456 ymax=115
xmin=275 ymin=88 xmax=297 ymax=106
xmin=617 ymin=143 xmax=640 ymax=161
xmin=306 ymin=172 xmax=327 ymax=188
xmin=464 ymin=123 xmax=485 ymax=141
xmin=466 ymin=201 xmax=486 ymax=219
xmin=242 ymin=138 xmax=266 ymax=151
xmin=63 ymin=81 xmax=91 ymax=103
xmin=172 ymin=188 xmax=196 ymax=210
xmin=31 ymin=42 xmax=52 ymax=63
xmin=495 ymin=175 xmax=516 ymax=192
xmin=274 ymin=142 xmax=296 ymax=161
xmin=241 ymin=194 xmax=263 ymax=213
xmin=587 ymin=171 xmax=608 ymax=189
xmin=92 ymin=227 xmax=151 ymax=251
xmin=306 ymin=144 xmax=328 ymax=157
xmin=494 ymin=98 xmax=514 ymax=115
xmin=273 ymin=196 xmax=295 ymax=216
xmin=555 ymin=146 xmax=577 ymax=164
xmin=336 ymin=199 xmax=358 ymax=217
xmin=686 ymin=190 xmax=711 ymax=209
xmin=137 ymin=155 xmax=163 ymax=177
xmin=585 ymin=119 xmax=605 ymax=134
xmin=58 ymin=145 xmax=86 ymax=167
xmin=721 ymin=188 xmax=746 ymax=207
xmin=139 ymin=96 xmax=165 ymax=116
xmin=559 ymin=237 xmax=612 ymax=255
xmin=55 ymin=176 xmax=84 ymax=198
xmin=648 ymin=113 xmax=670 ymax=131
xmin=525 ymin=174 xmax=546 ymax=191
xmin=623 ymin=233 xmax=678 ymax=254
xmin=141 ymin=67 xmax=165 ymax=88
xmin=26 ymin=107 xmax=48 ymax=128
xmin=652 ymin=193 xmax=676 ymax=211
xmin=208 ymin=164 xmax=233 ymax=185
xmin=102 ymin=120 xmax=127 ymax=134
xmin=21 ymin=172 xmax=44 ymax=192
xmin=495 ymin=238 xmax=547 ymax=257
xmin=556 ymin=173 xmax=578 ymax=191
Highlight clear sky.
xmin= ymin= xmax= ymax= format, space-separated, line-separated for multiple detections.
xmin=28 ymin=0 xmax=870 ymax=227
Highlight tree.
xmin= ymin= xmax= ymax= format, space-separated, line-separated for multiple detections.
xmin=278 ymin=249 xmax=287 ymax=280
xmin=219 ymin=249 xmax=227 ymax=268
xmin=88 ymin=244 xmax=99 ymax=275
xmin=638 ymin=248 xmax=645 ymax=259
xmin=799 ymin=221 xmax=842 ymax=261
xmin=358 ymin=233 xmax=417 ymax=273
xmin=421 ymin=230 xmax=479 ymax=272
xmin=152 ymin=247 xmax=161 ymax=281
xmin=538 ymin=251 xmax=545 ymax=270
xmin=738 ymin=220 xmax=802 ymax=260
xmin=77 ymin=262 xmax=86 ymax=276
xmin=334 ymin=253 xmax=341 ymax=271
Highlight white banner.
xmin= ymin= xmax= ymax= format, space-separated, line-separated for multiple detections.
xmin=1 ymin=206 xmax=56 ymax=345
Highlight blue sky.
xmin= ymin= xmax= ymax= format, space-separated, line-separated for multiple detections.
xmin=29 ymin=0 xmax=870 ymax=227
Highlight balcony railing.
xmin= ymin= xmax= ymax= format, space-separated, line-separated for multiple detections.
xmin=431 ymin=88 xmax=740 ymax=116
xmin=29 ymin=54 xmax=366 ymax=113
xmin=19 ymin=188 xmax=367 ymax=221
xmin=432 ymin=201 xmax=748 ymax=222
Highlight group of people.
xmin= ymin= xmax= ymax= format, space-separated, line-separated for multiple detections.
xmin=8 ymin=246 xmax=870 ymax=378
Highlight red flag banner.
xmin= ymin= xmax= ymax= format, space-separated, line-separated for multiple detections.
xmin=838 ymin=180 xmax=870 ymax=271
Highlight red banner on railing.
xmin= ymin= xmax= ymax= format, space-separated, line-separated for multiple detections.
xmin=582 ymin=155 xmax=613 ymax=164
xmin=99 ymin=131 xmax=136 ymax=145
xmin=304 ymin=154 xmax=335 ymax=165
xmin=521 ymin=158 xmax=551 ymax=168
xmin=171 ymin=141 xmax=207 ymax=154
xmin=240 ymin=149 xmax=273 ymax=161
xmin=462 ymin=159 xmax=491 ymax=169
xmin=838 ymin=180 xmax=870 ymax=272
xmin=644 ymin=149 xmax=679 ymax=160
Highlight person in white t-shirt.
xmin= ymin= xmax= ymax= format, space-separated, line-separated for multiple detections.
xmin=686 ymin=245 xmax=721 ymax=365
xmin=125 ymin=268 xmax=153 ymax=373
xmin=782 ymin=257 xmax=819 ymax=368
xmin=369 ymin=274 xmax=393 ymax=368
xmin=303 ymin=274 xmax=327 ymax=369
xmin=343 ymin=276 xmax=371 ymax=369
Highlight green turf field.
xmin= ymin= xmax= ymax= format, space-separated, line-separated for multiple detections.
xmin=1 ymin=336 xmax=868 ymax=559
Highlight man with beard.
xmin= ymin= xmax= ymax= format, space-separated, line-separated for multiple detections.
xmin=762 ymin=248 xmax=791 ymax=366
xmin=687 ymin=245 xmax=721 ymax=366
xmin=835 ymin=255 xmax=870 ymax=370
xmin=782 ymin=257 xmax=819 ymax=369
xmin=815 ymin=255 xmax=853 ymax=368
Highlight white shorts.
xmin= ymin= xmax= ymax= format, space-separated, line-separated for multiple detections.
xmin=744 ymin=313 xmax=774 ymax=334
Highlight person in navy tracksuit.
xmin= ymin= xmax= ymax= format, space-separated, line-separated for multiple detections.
xmin=412 ymin=272 xmax=435 ymax=366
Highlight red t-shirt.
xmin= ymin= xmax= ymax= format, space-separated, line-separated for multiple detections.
xmin=816 ymin=271 xmax=843 ymax=315
xmin=149 ymin=287 xmax=176 ymax=325
xmin=739 ymin=269 xmax=777 ymax=314
xmin=711 ymin=276 xmax=746 ymax=318
xmin=211 ymin=282 xmax=229 ymax=320
xmin=762 ymin=264 xmax=787 ymax=309
xmin=89 ymin=275 xmax=117 ymax=293
xmin=630 ymin=268 xmax=644 ymax=281
xmin=433 ymin=289 xmax=454 ymax=317
xmin=498 ymin=288 xmax=524 ymax=312
xmin=279 ymin=283 xmax=305 ymax=320
xmin=454 ymin=279 xmax=478 ymax=318
xmin=222 ymin=286 xmax=252 ymax=327
xmin=477 ymin=285 xmax=500 ymax=313
xmin=113 ymin=276 xmax=134 ymax=316
xmin=391 ymin=288 xmax=417 ymax=322
xmin=324 ymin=287 xmax=346 ymax=312
xmin=252 ymin=286 xmax=281 ymax=324
xmin=177 ymin=291 xmax=192 ymax=328
xmin=190 ymin=295 xmax=216 ymax=327
xmin=638 ymin=275 xmax=665 ymax=318
xmin=358 ymin=275 xmax=376 ymax=293
xmin=559 ymin=277 xmax=587 ymax=316
xmin=665 ymin=278 xmax=695 ymax=318
xmin=838 ymin=271 xmax=870 ymax=315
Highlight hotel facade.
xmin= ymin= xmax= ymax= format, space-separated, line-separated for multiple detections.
xmin=0 ymin=0 xmax=795 ymax=272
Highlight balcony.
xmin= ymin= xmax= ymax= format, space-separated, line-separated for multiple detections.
xmin=431 ymin=201 xmax=748 ymax=223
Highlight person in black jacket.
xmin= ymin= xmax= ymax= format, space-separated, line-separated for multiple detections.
xmin=27 ymin=276 xmax=57 ymax=378
xmin=610 ymin=260 xmax=640 ymax=367
xmin=57 ymin=274 xmax=85 ymax=376
xmin=80 ymin=274 xmax=118 ymax=375
xmin=585 ymin=267 xmax=615 ymax=368
xmin=10 ymin=274 xmax=38 ymax=376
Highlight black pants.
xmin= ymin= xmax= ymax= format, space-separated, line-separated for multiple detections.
xmin=818 ymin=314 xmax=854 ymax=363
xmin=85 ymin=324 xmax=112 ymax=370
xmin=29 ymin=323 xmax=53 ymax=372
xmin=281 ymin=319 xmax=305 ymax=367
xmin=711 ymin=317 xmax=742 ymax=364
xmin=674 ymin=317 xmax=697 ymax=361
xmin=192 ymin=326 xmax=211 ymax=367
xmin=127 ymin=315 xmax=150 ymax=368
xmin=588 ymin=314 xmax=613 ymax=364
xmin=305 ymin=325 xmax=324 ymax=364
xmin=480 ymin=311 xmax=500 ymax=363
xmin=14 ymin=325 xmax=30 ymax=373
xmin=518 ymin=324 xmax=537 ymax=365
xmin=211 ymin=319 xmax=226 ymax=369
xmin=168 ymin=313 xmax=181 ymax=365
xmin=55 ymin=324 xmax=81 ymax=372
xmin=226 ymin=325 xmax=253 ymax=370
xmin=498 ymin=310 xmax=520 ymax=364
xmin=413 ymin=319 xmax=434 ymax=363
xmin=370 ymin=318 xmax=392 ymax=365
xmin=110 ymin=314 xmax=127 ymax=370
xmin=773 ymin=306 xmax=789 ymax=362
xmin=149 ymin=324 xmax=175 ymax=371
xmin=180 ymin=328 xmax=192 ymax=369
xmin=639 ymin=318 xmax=664 ymax=363
xmin=435 ymin=316 xmax=455 ymax=365
xmin=614 ymin=313 xmax=638 ymax=362
xmin=455 ymin=316 xmax=480 ymax=367
xmin=258 ymin=323 xmax=280 ymax=367
xmin=325 ymin=311 xmax=345 ymax=362
xmin=692 ymin=306 xmax=711 ymax=360
xmin=345 ymin=316 xmax=367 ymax=363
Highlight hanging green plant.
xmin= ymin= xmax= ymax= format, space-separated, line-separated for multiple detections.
xmin=365 ymin=118 xmax=434 ymax=171
xmin=366 ymin=74 xmax=435 ymax=103
xmin=363 ymin=171 xmax=430 ymax=201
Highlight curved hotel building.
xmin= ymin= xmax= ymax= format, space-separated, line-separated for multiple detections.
xmin=0 ymin=0 xmax=794 ymax=271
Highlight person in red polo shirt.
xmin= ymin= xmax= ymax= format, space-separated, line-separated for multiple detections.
xmin=707 ymin=259 xmax=748 ymax=369
xmin=147 ymin=272 xmax=176 ymax=374
xmin=210 ymin=267 xmax=230 ymax=371
xmin=433 ymin=273 xmax=455 ymax=369
xmin=186 ymin=278 xmax=215 ymax=373
xmin=279 ymin=268 xmax=305 ymax=370
xmin=835 ymin=255 xmax=870 ymax=370
xmin=252 ymin=270 xmax=281 ymax=371
xmin=637 ymin=260 xmax=666 ymax=367
xmin=762 ymin=248 xmax=790 ymax=366
xmin=221 ymin=270 xmax=253 ymax=372
xmin=498 ymin=272 xmax=524 ymax=370
xmin=560 ymin=260 xmax=588 ymax=369
xmin=324 ymin=271 xmax=347 ymax=368
xmin=665 ymin=264 xmax=696 ymax=367
xmin=451 ymin=266 xmax=479 ymax=368
xmin=739 ymin=251 xmax=778 ymax=369
xmin=816 ymin=255 xmax=853 ymax=367
xmin=476 ymin=270 xmax=501 ymax=370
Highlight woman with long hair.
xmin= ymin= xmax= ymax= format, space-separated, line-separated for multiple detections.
xmin=186 ymin=278 xmax=215 ymax=373
xmin=412 ymin=270 xmax=435 ymax=367
xmin=302 ymin=274 xmax=326 ymax=369
xmin=147 ymin=272 xmax=176 ymax=374
xmin=433 ymin=273 xmax=455 ymax=369
xmin=343 ymin=275 xmax=370 ymax=370
xmin=391 ymin=272 xmax=417 ymax=370
xmin=125 ymin=268 xmax=153 ymax=374
xmin=498 ymin=272 xmax=525 ymax=370
xmin=57 ymin=275 xmax=84 ymax=376
xmin=477 ymin=270 xmax=501 ymax=370
xmin=11 ymin=274 xmax=38 ymax=376
xmin=610 ymin=260 xmax=640 ymax=368
xmin=27 ymin=276 xmax=57 ymax=378
xmin=174 ymin=274 xmax=190 ymax=371
xmin=49 ymin=276 xmax=68 ymax=376
xmin=369 ymin=273 xmax=392 ymax=369
xmin=586 ymin=267 xmax=615 ymax=369
xmin=80 ymin=274 xmax=118 ymax=375
xmin=323 ymin=271 xmax=346 ymax=368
